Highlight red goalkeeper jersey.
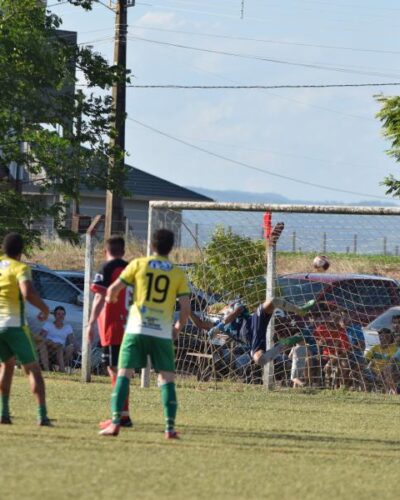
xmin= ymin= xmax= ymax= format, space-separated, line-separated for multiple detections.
xmin=91 ymin=258 xmax=131 ymax=346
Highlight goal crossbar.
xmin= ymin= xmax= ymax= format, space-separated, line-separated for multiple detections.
xmin=149 ymin=200 xmax=400 ymax=216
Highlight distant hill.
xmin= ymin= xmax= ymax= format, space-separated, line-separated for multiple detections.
xmin=187 ymin=187 xmax=400 ymax=207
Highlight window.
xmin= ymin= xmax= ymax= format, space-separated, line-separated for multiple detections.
xmin=277 ymin=278 xmax=324 ymax=305
xmin=324 ymin=281 xmax=397 ymax=311
xmin=33 ymin=270 xmax=79 ymax=305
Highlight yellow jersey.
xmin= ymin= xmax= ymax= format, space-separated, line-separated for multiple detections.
xmin=120 ymin=255 xmax=190 ymax=339
xmin=365 ymin=343 xmax=398 ymax=373
xmin=0 ymin=256 xmax=32 ymax=328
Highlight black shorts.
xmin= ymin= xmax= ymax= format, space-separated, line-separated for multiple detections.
xmin=102 ymin=345 xmax=121 ymax=368
xmin=247 ymin=305 xmax=272 ymax=355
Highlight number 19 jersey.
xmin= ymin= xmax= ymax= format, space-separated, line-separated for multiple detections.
xmin=119 ymin=255 xmax=190 ymax=339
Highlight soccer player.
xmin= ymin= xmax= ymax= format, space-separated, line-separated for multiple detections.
xmin=0 ymin=232 xmax=51 ymax=426
xmin=99 ymin=229 xmax=190 ymax=439
xmin=87 ymin=236 xmax=132 ymax=428
xmin=190 ymin=297 xmax=316 ymax=366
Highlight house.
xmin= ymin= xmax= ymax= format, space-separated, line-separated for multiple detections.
xmin=73 ymin=164 xmax=212 ymax=240
xmin=22 ymin=163 xmax=212 ymax=241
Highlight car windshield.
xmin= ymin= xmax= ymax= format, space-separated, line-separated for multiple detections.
xmin=33 ymin=270 xmax=79 ymax=305
xmin=368 ymin=308 xmax=400 ymax=330
xmin=277 ymin=278 xmax=324 ymax=305
xmin=324 ymin=281 xmax=397 ymax=311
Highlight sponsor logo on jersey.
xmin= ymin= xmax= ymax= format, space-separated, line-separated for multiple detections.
xmin=149 ymin=260 xmax=173 ymax=271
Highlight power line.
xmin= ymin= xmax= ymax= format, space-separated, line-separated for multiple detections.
xmin=126 ymin=116 xmax=389 ymax=201
xmin=126 ymin=82 xmax=400 ymax=89
xmin=128 ymin=36 xmax=400 ymax=79
xmin=129 ymin=24 xmax=400 ymax=56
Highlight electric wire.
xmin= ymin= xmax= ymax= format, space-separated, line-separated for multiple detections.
xmin=127 ymin=117 xmax=389 ymax=201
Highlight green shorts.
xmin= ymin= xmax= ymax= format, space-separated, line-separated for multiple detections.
xmin=118 ymin=334 xmax=175 ymax=372
xmin=0 ymin=326 xmax=38 ymax=365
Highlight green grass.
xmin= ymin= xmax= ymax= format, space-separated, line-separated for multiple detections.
xmin=0 ymin=373 xmax=399 ymax=500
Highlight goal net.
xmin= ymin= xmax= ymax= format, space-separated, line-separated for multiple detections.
xmin=148 ymin=201 xmax=400 ymax=393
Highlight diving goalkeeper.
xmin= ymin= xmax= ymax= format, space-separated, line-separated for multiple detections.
xmin=190 ymin=297 xmax=316 ymax=366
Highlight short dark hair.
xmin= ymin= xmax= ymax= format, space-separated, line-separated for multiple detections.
xmin=392 ymin=314 xmax=400 ymax=323
xmin=152 ymin=229 xmax=174 ymax=256
xmin=54 ymin=306 xmax=66 ymax=315
xmin=2 ymin=233 xmax=24 ymax=258
xmin=106 ymin=236 xmax=125 ymax=257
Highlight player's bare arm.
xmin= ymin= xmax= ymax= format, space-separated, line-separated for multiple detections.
xmin=87 ymin=293 xmax=105 ymax=342
xmin=19 ymin=280 xmax=49 ymax=321
xmin=173 ymin=296 xmax=190 ymax=339
xmin=189 ymin=311 xmax=214 ymax=330
xmin=106 ymin=278 xmax=126 ymax=304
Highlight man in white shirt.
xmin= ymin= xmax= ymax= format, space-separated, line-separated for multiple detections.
xmin=37 ymin=306 xmax=75 ymax=372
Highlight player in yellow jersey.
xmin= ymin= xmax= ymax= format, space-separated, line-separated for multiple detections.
xmin=99 ymin=229 xmax=190 ymax=438
xmin=0 ymin=233 xmax=51 ymax=425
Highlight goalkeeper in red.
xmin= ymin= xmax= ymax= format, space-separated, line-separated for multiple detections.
xmin=100 ymin=229 xmax=190 ymax=439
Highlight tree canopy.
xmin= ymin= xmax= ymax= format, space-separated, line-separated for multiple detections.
xmin=0 ymin=0 xmax=129 ymax=244
xmin=376 ymin=95 xmax=400 ymax=198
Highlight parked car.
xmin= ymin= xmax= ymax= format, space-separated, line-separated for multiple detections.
xmin=56 ymin=270 xmax=85 ymax=291
xmin=362 ymin=306 xmax=400 ymax=350
xmin=26 ymin=264 xmax=84 ymax=343
xmin=276 ymin=273 xmax=400 ymax=327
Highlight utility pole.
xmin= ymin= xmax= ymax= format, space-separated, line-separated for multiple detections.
xmin=104 ymin=0 xmax=134 ymax=238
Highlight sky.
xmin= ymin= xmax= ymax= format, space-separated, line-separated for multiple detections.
xmin=48 ymin=0 xmax=400 ymax=204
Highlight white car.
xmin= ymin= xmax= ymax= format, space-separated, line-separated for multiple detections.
xmin=26 ymin=264 xmax=84 ymax=344
xmin=362 ymin=306 xmax=400 ymax=351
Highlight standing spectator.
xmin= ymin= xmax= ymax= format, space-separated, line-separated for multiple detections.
xmin=99 ymin=229 xmax=191 ymax=439
xmin=313 ymin=304 xmax=351 ymax=388
xmin=87 ymin=236 xmax=132 ymax=428
xmin=37 ymin=306 xmax=75 ymax=372
xmin=342 ymin=315 xmax=368 ymax=389
xmin=289 ymin=338 xmax=311 ymax=387
xmin=0 ymin=233 xmax=51 ymax=426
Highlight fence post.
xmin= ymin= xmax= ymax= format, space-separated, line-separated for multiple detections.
xmin=141 ymin=205 xmax=153 ymax=388
xmin=353 ymin=234 xmax=358 ymax=254
xmin=322 ymin=232 xmax=327 ymax=253
xmin=125 ymin=216 xmax=130 ymax=241
xmin=82 ymin=215 xmax=104 ymax=383
xmin=383 ymin=237 xmax=387 ymax=255
xmin=292 ymin=231 xmax=296 ymax=252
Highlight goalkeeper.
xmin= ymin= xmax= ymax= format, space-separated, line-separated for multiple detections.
xmin=190 ymin=297 xmax=316 ymax=366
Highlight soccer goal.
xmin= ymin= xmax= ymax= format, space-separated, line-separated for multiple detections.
xmin=145 ymin=201 xmax=400 ymax=393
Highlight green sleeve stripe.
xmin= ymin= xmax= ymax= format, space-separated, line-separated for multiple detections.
xmin=177 ymin=292 xmax=190 ymax=297
xmin=120 ymin=277 xmax=132 ymax=286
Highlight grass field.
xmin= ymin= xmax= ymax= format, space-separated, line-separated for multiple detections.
xmin=0 ymin=373 xmax=399 ymax=500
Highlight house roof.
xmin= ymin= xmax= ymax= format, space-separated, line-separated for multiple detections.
xmin=123 ymin=164 xmax=212 ymax=202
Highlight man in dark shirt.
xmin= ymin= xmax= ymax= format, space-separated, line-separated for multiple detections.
xmin=87 ymin=236 xmax=132 ymax=428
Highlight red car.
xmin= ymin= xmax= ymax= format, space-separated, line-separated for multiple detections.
xmin=277 ymin=273 xmax=400 ymax=326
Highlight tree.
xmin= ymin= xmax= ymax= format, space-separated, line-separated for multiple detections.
xmin=376 ymin=95 xmax=400 ymax=197
xmin=0 ymin=0 xmax=129 ymax=244
xmin=189 ymin=227 xmax=266 ymax=309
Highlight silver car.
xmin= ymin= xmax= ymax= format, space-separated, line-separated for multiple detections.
xmin=362 ymin=306 xmax=400 ymax=351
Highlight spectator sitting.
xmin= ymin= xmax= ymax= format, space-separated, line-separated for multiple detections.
xmin=288 ymin=338 xmax=310 ymax=387
xmin=37 ymin=306 xmax=75 ymax=372
xmin=365 ymin=328 xmax=398 ymax=392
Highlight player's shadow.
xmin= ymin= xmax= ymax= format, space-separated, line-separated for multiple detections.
xmin=162 ymin=424 xmax=400 ymax=450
